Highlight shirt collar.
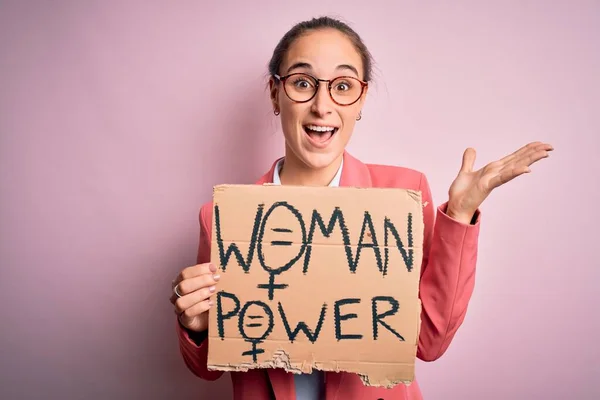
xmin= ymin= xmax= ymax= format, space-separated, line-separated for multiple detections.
xmin=272 ymin=158 xmax=344 ymax=187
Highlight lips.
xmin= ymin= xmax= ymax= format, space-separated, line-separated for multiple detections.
xmin=303 ymin=124 xmax=338 ymax=148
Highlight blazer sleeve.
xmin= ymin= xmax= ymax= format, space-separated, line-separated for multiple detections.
xmin=176 ymin=204 xmax=224 ymax=381
xmin=416 ymin=173 xmax=480 ymax=362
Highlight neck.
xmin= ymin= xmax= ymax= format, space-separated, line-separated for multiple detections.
xmin=279 ymin=148 xmax=343 ymax=187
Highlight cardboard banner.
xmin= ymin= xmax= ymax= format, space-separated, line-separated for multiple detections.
xmin=207 ymin=184 xmax=424 ymax=387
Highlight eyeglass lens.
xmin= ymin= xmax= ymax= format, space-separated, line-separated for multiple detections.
xmin=284 ymin=74 xmax=363 ymax=105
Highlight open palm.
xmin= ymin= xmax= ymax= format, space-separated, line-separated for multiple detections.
xmin=447 ymin=141 xmax=553 ymax=222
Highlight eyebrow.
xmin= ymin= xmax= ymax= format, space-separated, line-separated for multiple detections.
xmin=286 ymin=62 xmax=360 ymax=78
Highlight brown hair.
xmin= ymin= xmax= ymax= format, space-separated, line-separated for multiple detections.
xmin=268 ymin=16 xmax=374 ymax=82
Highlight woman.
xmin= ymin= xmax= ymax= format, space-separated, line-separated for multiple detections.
xmin=170 ymin=16 xmax=552 ymax=400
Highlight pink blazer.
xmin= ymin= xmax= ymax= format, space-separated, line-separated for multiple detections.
xmin=176 ymin=151 xmax=480 ymax=400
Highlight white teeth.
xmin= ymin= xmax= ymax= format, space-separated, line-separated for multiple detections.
xmin=305 ymin=125 xmax=335 ymax=132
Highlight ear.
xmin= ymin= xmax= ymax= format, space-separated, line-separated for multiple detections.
xmin=269 ymin=76 xmax=280 ymax=111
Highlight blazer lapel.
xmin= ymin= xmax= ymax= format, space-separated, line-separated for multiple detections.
xmin=255 ymin=158 xmax=280 ymax=185
xmin=339 ymin=151 xmax=372 ymax=188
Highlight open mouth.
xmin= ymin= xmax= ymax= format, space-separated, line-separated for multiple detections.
xmin=303 ymin=124 xmax=339 ymax=147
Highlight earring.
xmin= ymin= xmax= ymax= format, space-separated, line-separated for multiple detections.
xmin=274 ymin=109 xmax=280 ymax=116
xmin=356 ymin=112 xmax=362 ymax=121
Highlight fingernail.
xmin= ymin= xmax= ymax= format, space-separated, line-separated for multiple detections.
xmin=208 ymin=300 xmax=214 ymax=307
xmin=209 ymin=263 xmax=217 ymax=272
xmin=213 ymin=274 xmax=220 ymax=281
xmin=209 ymin=285 xmax=216 ymax=293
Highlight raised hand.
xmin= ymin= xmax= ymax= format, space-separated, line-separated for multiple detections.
xmin=446 ymin=141 xmax=553 ymax=224
xmin=170 ymin=263 xmax=220 ymax=333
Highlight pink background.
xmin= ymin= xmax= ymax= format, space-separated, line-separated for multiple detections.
xmin=1 ymin=1 xmax=598 ymax=399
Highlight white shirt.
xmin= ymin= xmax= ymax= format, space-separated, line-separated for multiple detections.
xmin=271 ymin=157 xmax=343 ymax=400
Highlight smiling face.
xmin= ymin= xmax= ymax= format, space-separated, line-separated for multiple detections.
xmin=270 ymin=28 xmax=368 ymax=172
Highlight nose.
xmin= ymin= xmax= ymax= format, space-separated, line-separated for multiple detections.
xmin=310 ymin=82 xmax=334 ymax=117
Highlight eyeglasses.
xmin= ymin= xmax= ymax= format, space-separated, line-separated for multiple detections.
xmin=273 ymin=73 xmax=368 ymax=106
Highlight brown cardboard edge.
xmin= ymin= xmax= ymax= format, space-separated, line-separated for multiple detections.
xmin=207 ymin=347 xmax=416 ymax=388
xmin=358 ymin=375 xmax=415 ymax=388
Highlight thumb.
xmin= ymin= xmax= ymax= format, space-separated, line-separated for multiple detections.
xmin=460 ymin=147 xmax=476 ymax=173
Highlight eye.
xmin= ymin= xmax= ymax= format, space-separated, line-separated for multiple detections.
xmin=291 ymin=77 xmax=315 ymax=91
xmin=334 ymin=80 xmax=353 ymax=92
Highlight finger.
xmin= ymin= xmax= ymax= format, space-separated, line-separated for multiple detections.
xmin=495 ymin=142 xmax=534 ymax=166
xmin=170 ymin=274 xmax=219 ymax=305
xmin=460 ymin=147 xmax=476 ymax=173
xmin=513 ymin=147 xmax=551 ymax=168
xmin=174 ymin=285 xmax=216 ymax=314
xmin=178 ymin=273 xmax=220 ymax=296
xmin=170 ymin=288 xmax=191 ymax=305
xmin=488 ymin=165 xmax=530 ymax=189
xmin=538 ymin=142 xmax=554 ymax=152
xmin=169 ymin=272 xmax=220 ymax=305
xmin=499 ymin=142 xmax=552 ymax=165
xmin=172 ymin=262 xmax=217 ymax=288
xmin=488 ymin=143 xmax=551 ymax=188
xmin=526 ymin=149 xmax=551 ymax=166
xmin=179 ymin=298 xmax=213 ymax=323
